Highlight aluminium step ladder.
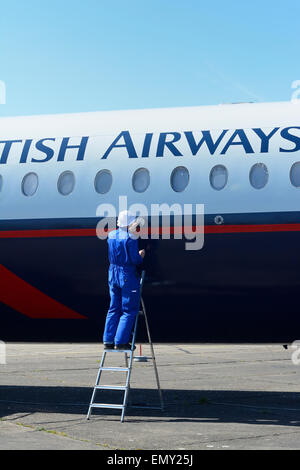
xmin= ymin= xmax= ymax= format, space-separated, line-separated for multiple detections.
xmin=86 ymin=271 xmax=164 ymax=422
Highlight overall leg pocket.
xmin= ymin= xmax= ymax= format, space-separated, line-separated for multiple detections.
xmin=121 ymin=268 xmax=140 ymax=290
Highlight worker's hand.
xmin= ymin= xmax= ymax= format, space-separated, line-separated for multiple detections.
xmin=139 ymin=249 xmax=146 ymax=259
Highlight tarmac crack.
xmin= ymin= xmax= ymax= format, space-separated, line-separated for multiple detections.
xmin=191 ymin=428 xmax=300 ymax=447
xmin=0 ymin=418 xmax=120 ymax=450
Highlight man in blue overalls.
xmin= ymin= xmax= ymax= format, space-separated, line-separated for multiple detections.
xmin=103 ymin=210 xmax=145 ymax=350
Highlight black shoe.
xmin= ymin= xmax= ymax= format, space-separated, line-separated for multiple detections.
xmin=104 ymin=343 xmax=114 ymax=350
xmin=114 ymin=343 xmax=136 ymax=351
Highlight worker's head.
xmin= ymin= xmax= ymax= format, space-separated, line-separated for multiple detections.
xmin=117 ymin=210 xmax=137 ymax=229
xmin=117 ymin=211 xmax=145 ymax=238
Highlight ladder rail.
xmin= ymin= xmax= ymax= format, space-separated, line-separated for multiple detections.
xmin=121 ymin=350 xmax=135 ymax=422
xmin=86 ymin=350 xmax=107 ymax=420
xmin=140 ymin=296 xmax=164 ymax=411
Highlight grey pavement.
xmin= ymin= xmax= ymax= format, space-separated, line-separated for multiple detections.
xmin=1 ymin=342 xmax=300 ymax=450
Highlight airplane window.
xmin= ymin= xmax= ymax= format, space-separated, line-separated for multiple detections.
xmin=209 ymin=165 xmax=228 ymax=190
xmin=22 ymin=172 xmax=38 ymax=196
xmin=249 ymin=163 xmax=268 ymax=189
xmin=290 ymin=162 xmax=300 ymax=187
xmin=57 ymin=171 xmax=75 ymax=195
xmin=132 ymin=168 xmax=150 ymax=193
xmin=170 ymin=166 xmax=189 ymax=192
xmin=95 ymin=169 xmax=112 ymax=194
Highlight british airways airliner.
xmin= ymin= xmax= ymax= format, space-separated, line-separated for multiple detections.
xmin=0 ymin=100 xmax=300 ymax=343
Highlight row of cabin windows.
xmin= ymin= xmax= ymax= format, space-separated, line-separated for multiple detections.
xmin=2 ymin=163 xmax=300 ymax=197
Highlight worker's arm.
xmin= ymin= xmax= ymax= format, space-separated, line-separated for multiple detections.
xmin=127 ymin=237 xmax=145 ymax=265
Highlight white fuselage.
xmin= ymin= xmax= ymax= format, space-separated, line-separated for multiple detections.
xmin=0 ymin=100 xmax=299 ymax=221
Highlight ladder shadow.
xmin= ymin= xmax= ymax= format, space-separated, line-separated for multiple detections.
xmin=1 ymin=385 xmax=300 ymax=427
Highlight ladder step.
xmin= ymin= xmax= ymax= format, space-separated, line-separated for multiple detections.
xmin=95 ymin=385 xmax=127 ymax=391
xmin=100 ymin=367 xmax=129 ymax=372
xmin=90 ymin=403 xmax=124 ymax=410
xmin=105 ymin=349 xmax=134 ymax=353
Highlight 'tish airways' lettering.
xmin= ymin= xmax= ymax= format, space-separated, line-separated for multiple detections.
xmin=0 ymin=126 xmax=299 ymax=164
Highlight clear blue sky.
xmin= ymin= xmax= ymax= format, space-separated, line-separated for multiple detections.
xmin=1 ymin=0 xmax=300 ymax=116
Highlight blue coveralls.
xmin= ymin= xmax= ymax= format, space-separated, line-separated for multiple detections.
xmin=103 ymin=228 xmax=143 ymax=346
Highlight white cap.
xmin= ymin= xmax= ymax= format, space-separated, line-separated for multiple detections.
xmin=117 ymin=210 xmax=137 ymax=228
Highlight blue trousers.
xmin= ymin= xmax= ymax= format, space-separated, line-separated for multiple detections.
xmin=103 ymin=281 xmax=141 ymax=345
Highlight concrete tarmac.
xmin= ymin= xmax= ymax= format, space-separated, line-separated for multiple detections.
xmin=0 ymin=342 xmax=300 ymax=450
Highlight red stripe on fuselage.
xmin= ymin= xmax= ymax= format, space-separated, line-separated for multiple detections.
xmin=0 ymin=229 xmax=96 ymax=238
xmin=204 ymin=223 xmax=300 ymax=233
xmin=0 ymin=223 xmax=299 ymax=238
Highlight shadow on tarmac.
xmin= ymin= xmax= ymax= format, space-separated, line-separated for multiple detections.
xmin=1 ymin=386 xmax=300 ymax=426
